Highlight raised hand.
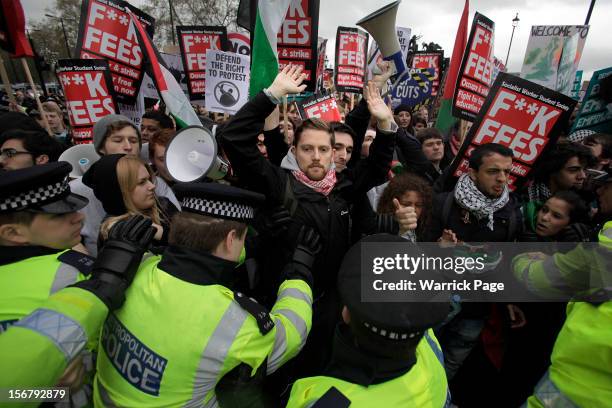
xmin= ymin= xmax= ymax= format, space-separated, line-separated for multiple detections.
xmin=371 ymin=61 xmax=394 ymax=93
xmin=364 ymin=81 xmax=394 ymax=130
xmin=268 ymin=65 xmax=307 ymax=100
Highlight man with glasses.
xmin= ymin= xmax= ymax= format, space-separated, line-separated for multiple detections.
xmin=0 ymin=129 xmax=63 ymax=171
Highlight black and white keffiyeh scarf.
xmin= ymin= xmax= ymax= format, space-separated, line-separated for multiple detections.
xmin=527 ymin=182 xmax=552 ymax=203
xmin=454 ymin=173 xmax=510 ymax=231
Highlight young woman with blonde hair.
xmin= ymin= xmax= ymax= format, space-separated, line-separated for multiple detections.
xmin=82 ymin=154 xmax=173 ymax=248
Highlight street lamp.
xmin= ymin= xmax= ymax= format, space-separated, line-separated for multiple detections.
xmin=45 ymin=14 xmax=72 ymax=58
xmin=505 ymin=13 xmax=520 ymax=67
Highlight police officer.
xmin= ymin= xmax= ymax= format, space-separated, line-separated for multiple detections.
xmin=1 ymin=215 xmax=155 ymax=388
xmin=287 ymin=234 xmax=452 ymax=407
xmin=94 ymin=183 xmax=319 ymax=407
xmin=0 ymin=162 xmax=91 ymax=332
xmin=513 ymin=170 xmax=612 ymax=407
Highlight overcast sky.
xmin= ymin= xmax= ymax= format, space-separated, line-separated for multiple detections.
xmin=22 ymin=0 xmax=611 ymax=81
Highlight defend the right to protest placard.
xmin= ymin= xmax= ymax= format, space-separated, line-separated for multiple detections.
xmin=205 ymin=49 xmax=250 ymax=115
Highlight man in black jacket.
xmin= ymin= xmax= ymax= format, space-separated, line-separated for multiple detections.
xmin=426 ymin=143 xmax=523 ymax=394
xmin=220 ymin=65 xmax=397 ymax=376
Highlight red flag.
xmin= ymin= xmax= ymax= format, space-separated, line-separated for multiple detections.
xmin=0 ymin=0 xmax=34 ymax=57
xmin=441 ymin=0 xmax=469 ymax=99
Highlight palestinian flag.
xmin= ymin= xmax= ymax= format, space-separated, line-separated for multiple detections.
xmin=128 ymin=10 xmax=200 ymax=128
xmin=435 ymin=0 xmax=469 ymax=135
xmin=249 ymin=0 xmax=293 ymax=97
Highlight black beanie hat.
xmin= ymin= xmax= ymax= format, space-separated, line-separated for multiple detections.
xmin=82 ymin=154 xmax=127 ymax=216
xmin=393 ymin=104 xmax=412 ymax=116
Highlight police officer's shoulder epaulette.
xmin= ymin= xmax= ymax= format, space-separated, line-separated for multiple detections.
xmin=233 ymin=291 xmax=274 ymax=335
xmin=57 ymin=250 xmax=96 ymax=276
xmin=311 ymin=386 xmax=351 ymax=408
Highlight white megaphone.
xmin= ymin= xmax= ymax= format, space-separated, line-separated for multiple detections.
xmin=140 ymin=142 xmax=150 ymax=164
xmin=165 ymin=125 xmax=229 ymax=182
xmin=58 ymin=144 xmax=100 ymax=178
xmin=356 ymin=0 xmax=406 ymax=80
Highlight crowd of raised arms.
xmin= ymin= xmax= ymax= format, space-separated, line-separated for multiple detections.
xmin=0 ymin=63 xmax=611 ymax=408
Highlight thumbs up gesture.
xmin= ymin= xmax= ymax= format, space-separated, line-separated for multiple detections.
xmin=393 ymin=198 xmax=418 ymax=235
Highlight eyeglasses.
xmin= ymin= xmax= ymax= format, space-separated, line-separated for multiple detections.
xmin=0 ymin=148 xmax=33 ymax=159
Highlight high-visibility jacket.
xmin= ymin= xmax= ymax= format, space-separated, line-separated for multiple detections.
xmin=93 ymin=253 xmax=313 ymax=407
xmin=0 ymin=287 xmax=108 ymax=391
xmin=513 ymin=221 xmax=612 ymax=407
xmin=0 ymin=249 xmax=91 ymax=332
xmin=286 ymin=330 xmax=450 ymax=408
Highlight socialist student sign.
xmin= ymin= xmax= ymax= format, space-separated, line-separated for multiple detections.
xmin=449 ymin=73 xmax=576 ymax=190
xmin=56 ymin=59 xmax=119 ymax=144
xmin=453 ymin=13 xmax=495 ymax=121
xmin=334 ymin=27 xmax=368 ymax=93
xmin=177 ymin=26 xmax=229 ymax=100
xmin=75 ymin=0 xmax=155 ymax=104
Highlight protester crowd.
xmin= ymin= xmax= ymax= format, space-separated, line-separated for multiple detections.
xmin=1 ymin=63 xmax=611 ymax=408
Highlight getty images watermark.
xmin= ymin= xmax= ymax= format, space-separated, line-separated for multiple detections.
xmin=360 ymin=242 xmax=611 ymax=303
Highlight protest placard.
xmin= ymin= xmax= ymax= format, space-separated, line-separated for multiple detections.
xmin=276 ymin=0 xmax=320 ymax=92
xmin=411 ymin=51 xmax=443 ymax=96
xmin=297 ymin=93 xmax=342 ymax=122
xmin=334 ymin=27 xmax=368 ymax=93
xmin=571 ymin=67 xmax=612 ymax=134
xmin=177 ymin=26 xmax=228 ymax=100
xmin=492 ymin=56 xmax=506 ymax=84
xmin=205 ymin=50 xmax=249 ymax=115
xmin=570 ymin=70 xmax=583 ymax=100
xmin=521 ymin=25 xmax=589 ymax=96
xmin=389 ymin=68 xmax=434 ymax=110
xmin=449 ymin=73 xmax=577 ymax=190
xmin=397 ymin=27 xmax=412 ymax=61
xmin=228 ymin=32 xmax=250 ymax=56
xmin=75 ymin=0 xmax=155 ymax=104
xmin=452 ymin=12 xmax=495 ymax=122
xmin=56 ymin=59 xmax=119 ymax=144
xmin=315 ymin=37 xmax=327 ymax=93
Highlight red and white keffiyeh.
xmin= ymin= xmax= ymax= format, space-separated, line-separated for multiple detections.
xmin=291 ymin=168 xmax=337 ymax=196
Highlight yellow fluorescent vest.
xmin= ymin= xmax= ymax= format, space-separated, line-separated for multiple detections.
xmin=286 ymin=329 xmax=449 ymax=408
xmin=94 ymin=255 xmax=313 ymax=407
xmin=0 ymin=250 xmax=86 ymax=332
xmin=514 ymin=221 xmax=612 ymax=407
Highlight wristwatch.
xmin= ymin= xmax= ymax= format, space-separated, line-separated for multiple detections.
xmin=263 ymin=88 xmax=283 ymax=105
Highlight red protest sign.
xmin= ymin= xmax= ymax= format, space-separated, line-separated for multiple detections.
xmin=297 ymin=94 xmax=342 ymax=122
xmin=334 ymin=27 xmax=368 ymax=93
xmin=56 ymin=59 xmax=119 ymax=144
xmin=75 ymin=0 xmax=155 ymax=104
xmin=453 ymin=13 xmax=495 ymax=121
xmin=177 ymin=26 xmax=229 ymax=100
xmin=450 ymin=73 xmax=577 ymax=190
xmin=228 ymin=32 xmax=250 ymax=56
xmin=411 ymin=51 xmax=443 ymax=96
xmin=277 ymin=0 xmax=320 ymax=92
